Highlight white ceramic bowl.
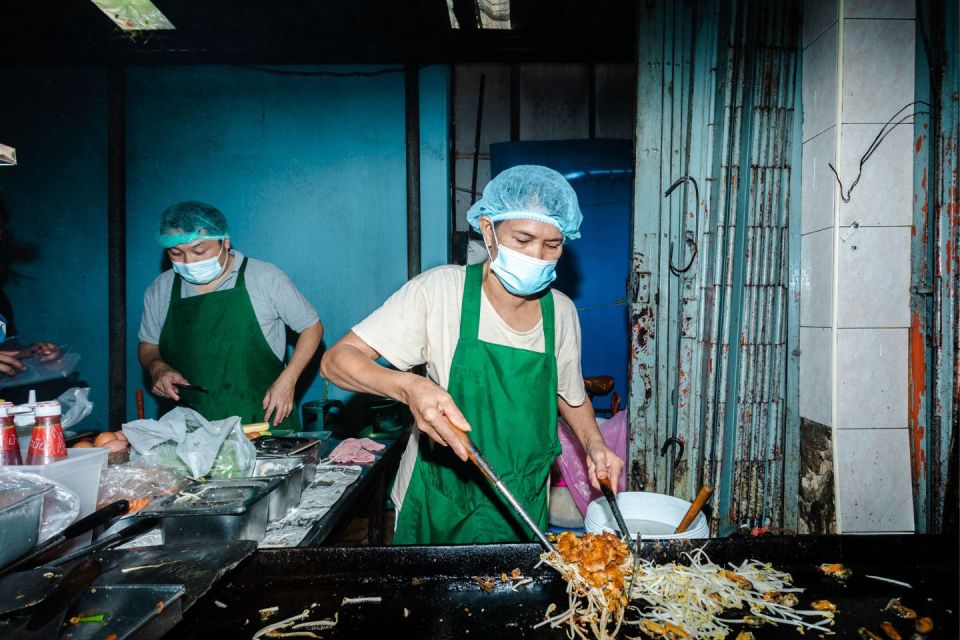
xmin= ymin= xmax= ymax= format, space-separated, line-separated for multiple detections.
xmin=584 ymin=491 xmax=710 ymax=540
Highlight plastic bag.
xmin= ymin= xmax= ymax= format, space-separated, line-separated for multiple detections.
xmin=554 ymin=411 xmax=629 ymax=517
xmin=0 ymin=469 xmax=81 ymax=543
xmin=0 ymin=339 xmax=81 ymax=390
xmin=98 ymin=460 xmax=190 ymax=509
xmin=122 ymin=407 xmax=256 ymax=479
xmin=56 ymin=387 xmax=93 ymax=430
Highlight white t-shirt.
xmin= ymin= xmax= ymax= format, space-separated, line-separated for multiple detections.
xmin=352 ymin=264 xmax=587 ymax=511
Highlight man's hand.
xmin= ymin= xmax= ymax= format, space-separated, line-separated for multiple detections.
xmin=31 ymin=342 xmax=62 ymax=362
xmin=149 ymin=362 xmax=189 ymax=401
xmin=400 ymin=375 xmax=473 ymax=462
xmin=584 ymin=435 xmax=625 ymax=493
xmin=263 ymin=370 xmax=296 ymax=427
xmin=0 ymin=351 xmax=25 ymax=376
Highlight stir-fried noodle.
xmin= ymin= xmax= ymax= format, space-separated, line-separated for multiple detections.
xmin=539 ymin=533 xmax=836 ymax=640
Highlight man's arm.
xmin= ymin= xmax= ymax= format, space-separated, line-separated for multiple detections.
xmin=262 ymin=321 xmax=323 ymax=425
xmin=558 ymin=396 xmax=624 ymax=492
xmin=138 ymin=342 xmax=188 ymax=401
xmin=320 ymin=331 xmax=472 ymax=461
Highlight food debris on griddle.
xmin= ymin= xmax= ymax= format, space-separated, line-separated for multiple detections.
xmin=914 ymin=616 xmax=934 ymax=633
xmin=884 ymin=598 xmax=918 ymax=620
xmin=473 ymin=576 xmax=496 ymax=592
xmin=879 ymin=621 xmax=902 ymax=640
xmin=259 ymin=606 xmax=280 ymax=622
xmin=819 ymin=563 xmax=853 ymax=581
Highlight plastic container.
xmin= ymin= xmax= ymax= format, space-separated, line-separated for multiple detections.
xmin=17 ymin=441 xmax=108 ymax=534
xmin=584 ymin=491 xmax=710 ymax=541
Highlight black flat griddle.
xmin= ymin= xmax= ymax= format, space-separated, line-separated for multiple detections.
xmin=172 ymin=534 xmax=958 ymax=639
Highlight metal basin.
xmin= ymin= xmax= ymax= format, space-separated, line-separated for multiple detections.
xmin=142 ymin=478 xmax=280 ymax=544
xmin=251 ymin=457 xmax=306 ymax=521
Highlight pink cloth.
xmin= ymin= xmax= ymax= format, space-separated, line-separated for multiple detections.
xmin=328 ymin=437 xmax=385 ymax=465
xmin=554 ymin=411 xmax=628 ymax=517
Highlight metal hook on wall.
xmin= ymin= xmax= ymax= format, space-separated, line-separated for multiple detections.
xmin=660 ymin=436 xmax=685 ymax=468
xmin=664 ymin=175 xmax=700 ymax=276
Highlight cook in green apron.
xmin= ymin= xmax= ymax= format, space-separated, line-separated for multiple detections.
xmin=394 ymin=263 xmax=561 ymax=544
xmin=158 ymin=257 xmax=301 ymax=430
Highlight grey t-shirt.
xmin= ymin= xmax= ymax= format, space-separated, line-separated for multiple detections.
xmin=138 ymin=250 xmax=319 ymax=360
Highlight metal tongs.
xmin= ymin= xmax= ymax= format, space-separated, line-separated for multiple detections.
xmin=599 ymin=477 xmax=635 ymax=551
xmin=446 ymin=418 xmax=557 ymax=555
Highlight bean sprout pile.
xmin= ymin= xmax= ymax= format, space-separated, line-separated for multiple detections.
xmin=539 ymin=534 xmax=837 ymax=640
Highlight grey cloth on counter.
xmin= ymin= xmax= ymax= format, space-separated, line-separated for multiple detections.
xmin=138 ymin=250 xmax=319 ymax=360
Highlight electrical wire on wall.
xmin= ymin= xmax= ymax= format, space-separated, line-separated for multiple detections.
xmin=828 ymin=100 xmax=931 ymax=203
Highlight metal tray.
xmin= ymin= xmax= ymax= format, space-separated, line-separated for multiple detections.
xmin=253 ymin=436 xmax=319 ymax=458
xmin=255 ymin=436 xmax=320 ymax=484
xmin=250 ymin=458 xmax=306 ymax=521
xmin=62 ymin=583 xmax=186 ymax=640
xmin=0 ymin=473 xmax=54 ymax=570
xmin=143 ymin=479 xmax=280 ymax=544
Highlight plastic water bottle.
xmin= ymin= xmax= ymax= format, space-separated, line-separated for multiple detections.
xmin=25 ymin=401 xmax=67 ymax=465
xmin=0 ymin=402 xmax=21 ymax=465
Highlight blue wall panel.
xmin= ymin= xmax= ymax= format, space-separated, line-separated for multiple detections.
xmin=0 ymin=64 xmax=450 ymax=427
xmin=0 ymin=68 xmax=110 ymax=427
xmin=125 ymin=65 xmax=422 ymax=418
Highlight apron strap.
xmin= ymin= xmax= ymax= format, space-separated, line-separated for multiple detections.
xmin=540 ymin=289 xmax=555 ymax=354
xmin=460 ymin=263 xmax=483 ymax=341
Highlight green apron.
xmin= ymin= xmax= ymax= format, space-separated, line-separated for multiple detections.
xmin=158 ymin=257 xmax=301 ymax=429
xmin=394 ymin=263 xmax=561 ymax=544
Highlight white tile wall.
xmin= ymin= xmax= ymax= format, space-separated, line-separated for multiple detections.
xmin=800 ymin=327 xmax=833 ymax=427
xmin=838 ymin=124 xmax=914 ymax=226
xmin=836 ymin=328 xmax=908 ymax=429
xmin=802 ymin=126 xmax=838 ymax=234
xmin=802 ymin=23 xmax=839 ymax=142
xmin=803 ymin=0 xmax=838 ymax=49
xmin=841 ymin=19 xmax=916 ymax=123
xmin=835 ymin=428 xmax=915 ymax=532
xmin=837 ymin=227 xmax=911 ymax=327
xmin=844 ymin=0 xmax=915 ymax=19
xmin=801 ymin=228 xmax=834 ymax=327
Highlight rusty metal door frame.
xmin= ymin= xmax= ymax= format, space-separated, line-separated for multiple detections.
xmin=629 ymin=0 xmax=802 ymax=533
xmin=910 ymin=0 xmax=959 ymax=534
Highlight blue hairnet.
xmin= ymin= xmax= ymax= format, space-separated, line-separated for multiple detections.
xmin=156 ymin=201 xmax=230 ymax=248
xmin=467 ymin=165 xmax=582 ymax=242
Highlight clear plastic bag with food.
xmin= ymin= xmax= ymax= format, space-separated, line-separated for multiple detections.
xmin=122 ymin=407 xmax=256 ymax=479
xmin=97 ymin=460 xmax=191 ymax=511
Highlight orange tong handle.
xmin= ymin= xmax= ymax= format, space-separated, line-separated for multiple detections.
xmin=135 ymin=389 xmax=145 ymax=420
xmin=675 ymin=484 xmax=714 ymax=534
xmin=444 ymin=417 xmax=495 ymax=482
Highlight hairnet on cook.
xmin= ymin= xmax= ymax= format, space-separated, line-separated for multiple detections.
xmin=467 ymin=165 xmax=583 ymax=242
xmin=156 ymin=201 xmax=230 ymax=248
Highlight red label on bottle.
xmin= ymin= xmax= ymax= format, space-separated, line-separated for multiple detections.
xmin=27 ymin=425 xmax=67 ymax=460
xmin=1 ymin=426 xmax=17 ymax=450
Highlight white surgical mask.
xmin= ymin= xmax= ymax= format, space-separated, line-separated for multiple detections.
xmin=172 ymin=245 xmax=226 ymax=284
xmin=486 ymin=231 xmax=558 ymax=296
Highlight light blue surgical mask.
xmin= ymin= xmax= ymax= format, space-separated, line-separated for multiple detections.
xmin=172 ymin=245 xmax=226 ymax=284
xmin=486 ymin=231 xmax=558 ymax=296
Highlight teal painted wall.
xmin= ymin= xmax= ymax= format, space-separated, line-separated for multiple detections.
xmin=1 ymin=64 xmax=450 ymax=427
xmin=0 ymin=67 xmax=110 ymax=426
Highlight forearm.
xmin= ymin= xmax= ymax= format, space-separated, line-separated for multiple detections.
xmin=283 ymin=322 xmax=323 ymax=380
xmin=558 ymin=396 xmax=604 ymax=449
xmin=320 ymin=336 xmax=418 ymax=404
xmin=138 ymin=342 xmax=168 ymax=376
